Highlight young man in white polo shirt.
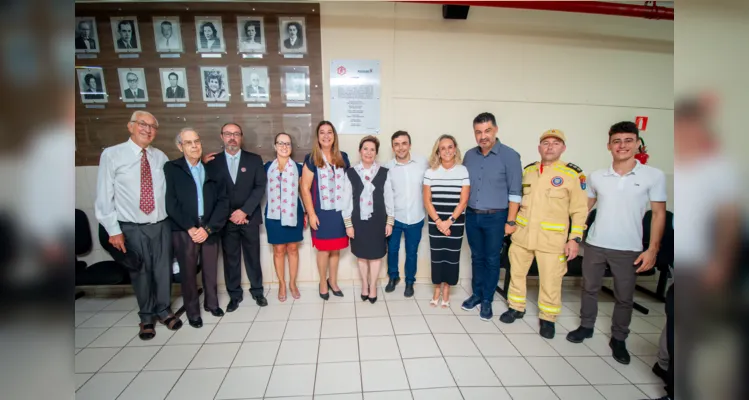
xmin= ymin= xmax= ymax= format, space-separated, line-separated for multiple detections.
xmin=384 ymin=130 xmax=429 ymax=297
xmin=566 ymin=121 xmax=667 ymax=365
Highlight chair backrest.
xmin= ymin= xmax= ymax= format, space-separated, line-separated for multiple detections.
xmin=75 ymin=209 xmax=93 ymax=256
xmin=643 ymin=210 xmax=674 ymax=268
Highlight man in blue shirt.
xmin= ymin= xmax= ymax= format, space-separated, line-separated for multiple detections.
xmin=461 ymin=112 xmax=523 ymax=321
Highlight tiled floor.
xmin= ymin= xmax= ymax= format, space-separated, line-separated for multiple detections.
xmin=75 ymin=283 xmax=668 ymax=399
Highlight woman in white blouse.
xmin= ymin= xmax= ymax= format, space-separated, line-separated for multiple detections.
xmin=343 ymin=136 xmax=394 ymax=303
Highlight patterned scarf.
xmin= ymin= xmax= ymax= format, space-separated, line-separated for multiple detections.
xmin=317 ymin=153 xmax=346 ymax=211
xmin=266 ymin=158 xmax=298 ymax=227
xmin=354 ymin=162 xmax=379 ymax=221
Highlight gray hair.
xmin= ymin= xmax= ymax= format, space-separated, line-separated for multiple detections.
xmin=129 ymin=111 xmax=159 ymax=127
xmin=176 ymin=127 xmax=198 ymax=147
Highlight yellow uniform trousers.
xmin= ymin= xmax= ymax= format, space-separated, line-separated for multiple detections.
xmin=507 ymin=243 xmax=567 ymax=322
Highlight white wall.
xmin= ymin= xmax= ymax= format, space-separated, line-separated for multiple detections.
xmin=76 ymin=2 xmax=674 ymax=285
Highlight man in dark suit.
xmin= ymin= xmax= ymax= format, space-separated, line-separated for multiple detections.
xmin=75 ymin=20 xmax=97 ymax=50
xmin=124 ymin=72 xmax=146 ymax=99
xmin=116 ymin=20 xmax=138 ymax=49
xmin=166 ymin=72 xmax=186 ymax=99
xmin=165 ymin=128 xmax=229 ymax=328
xmin=205 ymin=122 xmax=268 ymax=309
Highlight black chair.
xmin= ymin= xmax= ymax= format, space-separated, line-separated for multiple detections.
xmin=636 ymin=210 xmax=674 ymax=302
xmin=496 ymin=210 xmax=652 ymax=314
xmin=76 ymin=209 xmax=130 ymax=298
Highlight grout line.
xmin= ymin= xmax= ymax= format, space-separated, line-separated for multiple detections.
xmin=260 ymin=310 xmax=290 ymax=399
xmin=158 ymin=320 xmax=218 ymax=400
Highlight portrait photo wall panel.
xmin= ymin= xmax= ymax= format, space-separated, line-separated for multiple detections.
xmin=75 ymin=2 xmax=323 ymax=166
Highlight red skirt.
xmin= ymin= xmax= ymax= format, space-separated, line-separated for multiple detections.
xmin=311 ymin=236 xmax=349 ymax=251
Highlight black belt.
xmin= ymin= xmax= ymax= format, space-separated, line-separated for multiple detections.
xmin=467 ymin=207 xmax=506 ymax=215
xmin=119 ymin=219 xmax=166 ymax=226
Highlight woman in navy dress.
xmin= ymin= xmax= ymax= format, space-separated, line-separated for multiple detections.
xmin=264 ymin=132 xmax=305 ymax=302
xmin=301 ymin=121 xmax=350 ymax=300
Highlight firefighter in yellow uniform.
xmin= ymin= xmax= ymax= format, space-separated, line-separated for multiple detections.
xmin=499 ymin=129 xmax=588 ymax=339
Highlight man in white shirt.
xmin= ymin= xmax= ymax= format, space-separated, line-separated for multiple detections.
xmin=95 ymin=111 xmax=182 ymax=340
xmin=566 ymin=121 xmax=666 ymax=366
xmin=384 ymin=131 xmax=428 ymax=297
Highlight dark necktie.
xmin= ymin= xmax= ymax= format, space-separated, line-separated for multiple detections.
xmin=140 ymin=149 xmax=155 ymax=214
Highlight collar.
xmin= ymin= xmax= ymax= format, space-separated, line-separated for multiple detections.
xmin=393 ymin=155 xmax=416 ymax=166
xmin=474 ymin=140 xmax=501 ymax=156
xmin=605 ymin=160 xmax=642 ymax=177
xmin=127 ymin=138 xmax=151 ymax=156
xmin=225 ymin=150 xmax=241 ymax=160
xmin=185 ymin=157 xmax=203 ymax=169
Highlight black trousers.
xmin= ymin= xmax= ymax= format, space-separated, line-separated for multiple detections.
xmin=173 ymin=231 xmax=219 ymax=320
xmin=222 ymin=221 xmax=263 ymax=300
xmin=120 ymin=220 xmax=173 ymax=324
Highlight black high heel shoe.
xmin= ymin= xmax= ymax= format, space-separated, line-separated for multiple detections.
xmin=368 ymin=296 xmax=378 ymax=304
xmin=361 ymin=284 xmax=369 ymax=301
xmin=319 ymin=291 xmax=330 ymax=300
xmin=327 ymin=279 xmax=344 ymax=297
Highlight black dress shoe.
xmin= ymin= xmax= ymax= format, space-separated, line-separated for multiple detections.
xmin=499 ymin=308 xmax=526 ymax=324
xmin=539 ymin=320 xmax=555 ymax=339
xmin=609 ymin=338 xmax=631 ymax=364
xmin=227 ymin=298 xmax=242 ymax=313
xmin=203 ymin=307 xmax=224 ymax=317
xmin=252 ymin=294 xmax=269 ymax=307
xmin=404 ymin=283 xmax=414 ymax=298
xmin=652 ymin=361 xmax=668 ymax=383
xmin=385 ymin=278 xmax=400 ymax=293
xmin=566 ymin=326 xmax=594 ymax=343
xmin=368 ymin=296 xmax=378 ymax=304
xmin=188 ymin=317 xmax=203 ymax=328
xmin=327 ymin=280 xmax=344 ymax=297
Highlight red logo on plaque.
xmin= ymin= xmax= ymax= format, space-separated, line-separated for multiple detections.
xmin=337 ymin=66 xmax=347 ymax=76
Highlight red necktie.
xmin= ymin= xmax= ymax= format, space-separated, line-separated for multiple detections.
xmin=140 ymin=149 xmax=155 ymax=214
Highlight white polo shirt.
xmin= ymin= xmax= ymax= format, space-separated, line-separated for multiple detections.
xmin=586 ymin=160 xmax=667 ymax=252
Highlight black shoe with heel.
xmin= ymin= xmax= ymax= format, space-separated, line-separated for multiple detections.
xmin=327 ymin=279 xmax=344 ymax=297
xmin=361 ymin=284 xmax=369 ymax=301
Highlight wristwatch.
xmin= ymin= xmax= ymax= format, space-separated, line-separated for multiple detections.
xmin=448 ymin=216 xmax=456 ymax=223
xmin=572 ymin=237 xmax=582 ymax=244
xmin=204 ymin=226 xmax=212 ymax=235
xmin=506 ymin=221 xmax=516 ymax=226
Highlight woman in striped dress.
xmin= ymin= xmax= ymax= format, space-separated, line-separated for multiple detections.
xmin=423 ymin=134 xmax=470 ymax=308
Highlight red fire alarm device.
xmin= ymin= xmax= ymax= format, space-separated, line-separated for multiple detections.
xmin=635 ymin=116 xmax=648 ymax=131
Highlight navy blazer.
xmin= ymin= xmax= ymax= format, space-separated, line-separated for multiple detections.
xmin=164 ymin=157 xmax=229 ymax=242
xmin=205 ymin=150 xmax=267 ymax=225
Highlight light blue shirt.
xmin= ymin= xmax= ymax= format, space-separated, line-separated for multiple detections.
xmin=225 ymin=150 xmax=241 ymax=183
xmin=187 ymin=158 xmax=205 ymax=217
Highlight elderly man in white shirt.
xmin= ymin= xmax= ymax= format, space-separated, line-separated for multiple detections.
xmin=384 ymin=131 xmax=429 ymax=297
xmin=95 ymin=110 xmax=182 ymax=341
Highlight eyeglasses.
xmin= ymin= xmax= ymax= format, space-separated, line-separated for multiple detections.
xmin=275 ymin=141 xmax=291 ymax=148
xmin=222 ymin=132 xmax=242 ymax=138
xmin=132 ymin=120 xmax=158 ymax=131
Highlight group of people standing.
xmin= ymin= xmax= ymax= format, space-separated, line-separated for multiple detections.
xmin=95 ymin=110 xmax=667 ymax=375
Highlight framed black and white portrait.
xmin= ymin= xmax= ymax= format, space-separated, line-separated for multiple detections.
xmin=195 ymin=17 xmax=226 ymax=53
xmin=200 ymin=66 xmax=230 ymax=102
xmin=117 ymin=68 xmax=149 ymax=103
xmin=75 ymin=17 xmax=99 ymax=53
xmin=237 ymin=17 xmax=266 ymax=54
xmin=159 ymin=68 xmax=189 ymax=102
xmin=241 ymin=66 xmax=269 ymax=103
xmin=76 ymin=67 xmax=108 ymax=104
xmin=280 ymin=66 xmax=310 ymax=104
xmin=110 ymin=16 xmax=142 ymax=53
xmin=153 ymin=16 xmax=184 ymax=53
xmin=278 ymin=17 xmax=307 ymax=55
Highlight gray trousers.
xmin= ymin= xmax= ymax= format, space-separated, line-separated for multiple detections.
xmin=121 ymin=220 xmax=173 ymax=324
xmin=580 ymin=243 xmax=640 ymax=341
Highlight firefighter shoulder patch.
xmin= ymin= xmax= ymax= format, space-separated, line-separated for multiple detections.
xmin=566 ymin=162 xmax=586 ymax=190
